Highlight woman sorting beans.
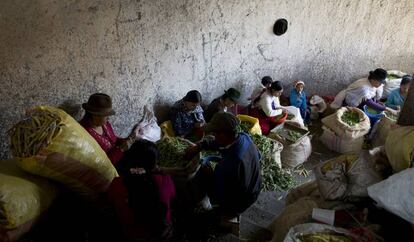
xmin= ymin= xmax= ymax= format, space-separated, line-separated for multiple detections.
xmin=80 ymin=93 xmax=137 ymax=166
xmin=170 ymin=90 xmax=205 ymax=142
xmin=107 ymin=139 xmax=176 ymax=241
xmin=249 ymin=81 xmax=288 ymax=135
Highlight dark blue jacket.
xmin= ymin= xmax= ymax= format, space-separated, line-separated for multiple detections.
xmin=201 ymin=132 xmax=262 ymax=215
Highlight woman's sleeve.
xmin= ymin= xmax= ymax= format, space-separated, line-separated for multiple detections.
xmin=104 ymin=123 xmax=125 ymax=165
xmin=289 ymin=90 xmax=298 ymax=107
xmin=171 ymin=111 xmax=185 ymax=136
xmin=365 ymin=99 xmax=386 ymax=112
xmin=260 ymin=95 xmax=282 ymax=117
xmin=301 ymin=92 xmax=307 ymax=109
xmin=375 ymin=86 xmax=384 ymax=100
xmin=107 ymin=146 xmax=125 ymax=166
xmin=385 ymin=90 xmax=398 ymax=109
xmin=197 ymin=108 xmax=206 ymax=123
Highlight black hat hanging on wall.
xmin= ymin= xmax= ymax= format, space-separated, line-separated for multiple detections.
xmin=273 ymin=18 xmax=288 ymax=36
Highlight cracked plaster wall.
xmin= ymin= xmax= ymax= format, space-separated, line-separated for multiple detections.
xmin=1 ymin=0 xmax=414 ymax=158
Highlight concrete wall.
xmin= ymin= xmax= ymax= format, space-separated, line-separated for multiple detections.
xmin=1 ymin=0 xmax=413 ymax=159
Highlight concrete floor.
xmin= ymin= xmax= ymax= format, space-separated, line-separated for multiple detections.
xmin=235 ymin=121 xmax=339 ymax=242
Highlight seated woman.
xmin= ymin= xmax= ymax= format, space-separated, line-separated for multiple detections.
xmin=385 ymin=75 xmax=412 ymax=110
xmin=107 ymin=139 xmax=176 ymax=241
xmin=170 ymin=90 xmax=205 ymax=141
xmin=80 ymin=93 xmax=136 ymax=166
xmin=249 ymin=81 xmax=288 ymax=135
xmin=290 ymin=80 xmax=310 ymax=124
xmin=248 ymin=76 xmax=273 ymax=102
xmin=204 ymin=88 xmax=241 ymax=122
xmin=332 ymin=68 xmax=395 ymax=113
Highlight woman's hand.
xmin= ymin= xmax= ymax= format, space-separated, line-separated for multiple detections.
xmin=118 ymin=137 xmax=134 ymax=152
xmin=194 ymin=122 xmax=205 ymax=128
xmin=385 ymin=107 xmax=398 ymax=116
xmin=128 ymin=124 xmax=139 ymax=140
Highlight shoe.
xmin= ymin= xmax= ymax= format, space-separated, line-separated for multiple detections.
xmin=219 ymin=216 xmax=240 ymax=237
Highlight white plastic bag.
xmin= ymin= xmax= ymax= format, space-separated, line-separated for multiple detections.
xmin=309 ymin=95 xmax=327 ymax=113
xmin=382 ymin=70 xmax=407 ymax=99
xmin=135 ymin=106 xmax=161 ymax=142
xmin=368 ymin=168 xmax=414 ymax=224
xmin=284 ymin=106 xmax=305 ymax=127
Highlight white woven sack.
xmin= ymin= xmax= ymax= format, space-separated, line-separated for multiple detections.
xmin=281 ymin=136 xmax=312 ymax=168
xmin=320 ymin=126 xmax=363 ymax=154
xmin=321 ymin=107 xmax=370 ymax=139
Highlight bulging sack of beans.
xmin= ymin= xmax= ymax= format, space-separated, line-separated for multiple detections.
xmin=9 ymin=106 xmax=118 ymax=197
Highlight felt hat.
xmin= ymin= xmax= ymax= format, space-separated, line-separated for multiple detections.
xmin=82 ymin=93 xmax=115 ymax=116
xmin=204 ymin=112 xmax=240 ymax=134
xmin=224 ymin=88 xmax=241 ymax=103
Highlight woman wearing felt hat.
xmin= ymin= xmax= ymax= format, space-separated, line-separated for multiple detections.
xmin=204 ymin=88 xmax=241 ymax=122
xmin=80 ymin=93 xmax=137 ymax=166
xmin=331 ymin=68 xmax=397 ymax=114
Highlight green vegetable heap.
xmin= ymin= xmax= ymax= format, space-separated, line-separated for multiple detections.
xmin=341 ymin=110 xmax=360 ymax=126
xmin=386 ymin=74 xmax=400 ymax=80
xmin=366 ymin=106 xmax=379 ymax=115
xmin=239 ymin=121 xmax=254 ymax=133
xmin=287 ymin=113 xmax=295 ymax=120
xmin=156 ymin=137 xmax=191 ymax=167
xmin=286 ymin=130 xmax=302 ymax=143
xmin=251 ymin=134 xmax=294 ymax=191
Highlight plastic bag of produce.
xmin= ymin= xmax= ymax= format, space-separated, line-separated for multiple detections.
xmin=237 ymin=114 xmax=262 ymax=135
xmin=322 ymin=107 xmax=370 ymax=139
xmin=368 ymin=168 xmax=414 ymax=224
xmin=9 ymin=106 xmax=118 ymax=197
xmin=283 ymin=223 xmax=356 ymax=242
xmin=320 ymin=125 xmax=364 ymax=154
xmin=135 ymin=106 xmax=161 ymax=142
xmin=0 ymin=159 xmax=58 ymax=242
xmin=384 ymin=126 xmax=414 ymax=173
